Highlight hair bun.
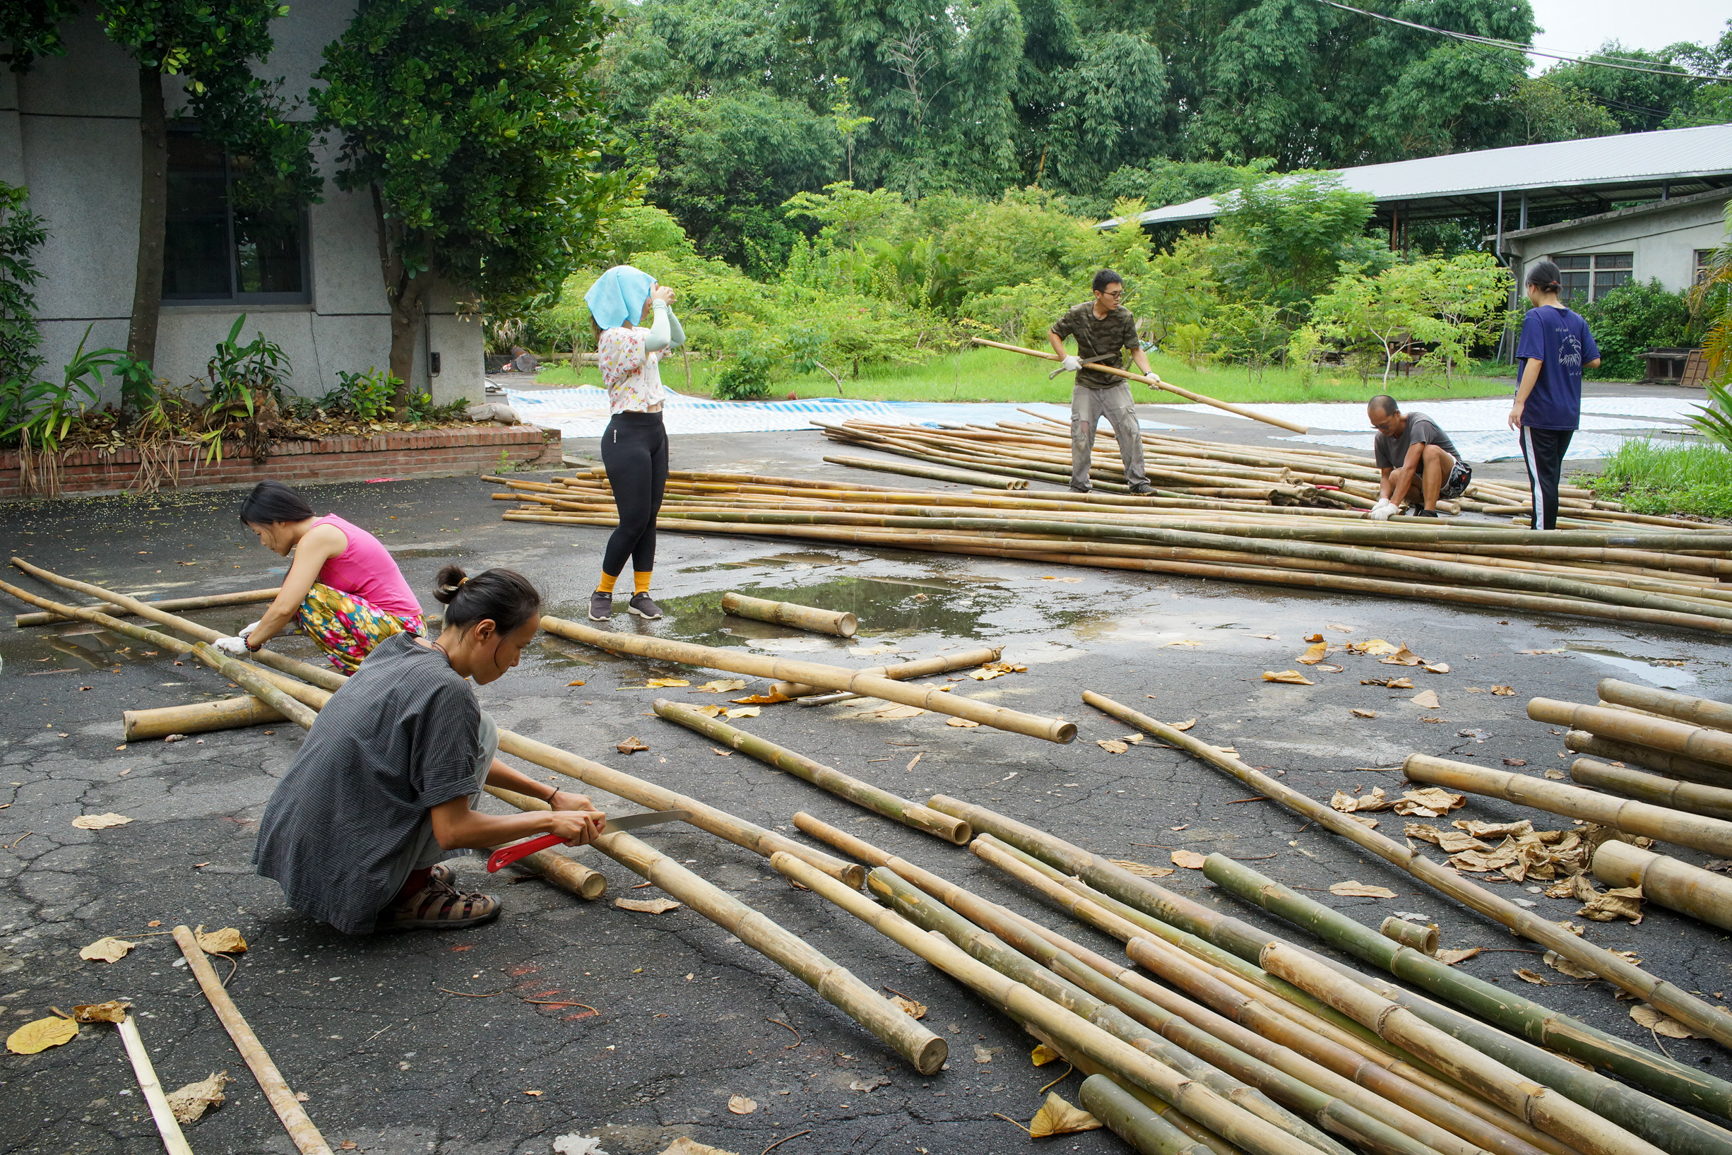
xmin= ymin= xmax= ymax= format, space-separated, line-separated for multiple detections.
xmin=433 ymin=564 xmax=469 ymax=604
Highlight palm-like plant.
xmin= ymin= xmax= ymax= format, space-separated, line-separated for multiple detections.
xmin=1689 ymin=203 xmax=1732 ymax=449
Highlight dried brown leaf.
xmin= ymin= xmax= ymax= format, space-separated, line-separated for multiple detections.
xmin=890 ymin=996 xmax=927 ymax=1019
xmin=71 ymin=1000 xmax=129 ymax=1023
xmin=1304 ymin=632 xmax=1324 ymax=643
xmin=722 ymin=706 xmax=761 ymax=719
xmin=566 ymin=680 xmax=586 ymax=688
xmin=849 ymin=1075 xmax=891 ymax=1093
xmin=1330 ymin=881 xmax=1398 ymax=899
xmin=1297 ymin=642 xmax=1329 ymax=665
xmin=730 ymin=693 xmax=791 ymax=705
xmin=1350 ymin=708 xmax=1378 ymax=718
xmin=945 ymin=717 xmax=980 ymax=728
xmin=727 ymin=1095 xmax=758 ymax=1115
xmin=1491 ymin=685 xmax=1515 ymax=696
xmin=79 ymin=936 xmax=135 ymax=963
xmin=1349 ymin=638 xmax=1398 ymax=655
xmin=1110 ymin=859 xmax=1175 ymax=878
xmin=1632 ymin=1004 xmax=1705 ymax=1038
xmin=1029 ymin=1093 xmax=1103 ymax=1138
xmin=1326 ymin=623 xmax=1353 ymax=633
xmin=1394 ymin=788 xmax=1464 ymax=817
xmin=1263 ymin=670 xmax=1314 ymax=685
xmin=1096 ymin=739 xmax=1129 ymax=754
xmin=1425 ymin=663 xmax=1451 ymax=674
xmin=1514 ymin=968 xmax=1551 ymax=985
xmin=1031 ymin=1044 xmax=1061 ymax=1066
xmin=71 ymin=813 xmax=132 ymax=830
xmin=692 ymin=705 xmax=725 ymax=718
xmin=1380 ymin=646 xmax=1424 ymax=667
xmin=614 ymin=898 xmax=681 ymax=914
xmin=166 ymin=1071 xmax=232 ymax=1124
xmin=616 ymin=737 xmax=649 ymax=754
xmin=1544 ymin=769 xmax=1566 ymax=780
xmin=1436 ymin=947 xmax=1482 ymax=966
xmin=645 ymin=678 xmax=690 ymax=688
xmin=6 ymin=1016 xmax=77 ymax=1055
xmin=1409 ymin=689 xmax=1441 ymax=709
xmin=195 ymin=926 xmax=247 ymax=954
xmin=1168 ymin=718 xmax=1197 ymax=731
xmin=698 ymin=679 xmax=748 ymax=693
xmin=1171 ymin=850 xmax=1207 ymax=870
xmin=1543 ymin=951 xmax=1599 ymax=979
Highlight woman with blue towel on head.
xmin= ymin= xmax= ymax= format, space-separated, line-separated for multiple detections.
xmin=584 ymin=265 xmax=685 ymax=622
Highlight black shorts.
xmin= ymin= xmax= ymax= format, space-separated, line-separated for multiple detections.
xmin=1439 ymin=458 xmax=1471 ymax=499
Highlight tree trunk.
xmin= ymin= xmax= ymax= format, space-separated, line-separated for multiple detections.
xmin=371 ymin=183 xmax=422 ymax=418
xmin=128 ymin=66 xmax=168 ymax=368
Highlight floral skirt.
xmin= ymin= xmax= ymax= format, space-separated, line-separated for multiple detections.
xmin=297 ymin=582 xmax=424 ymax=674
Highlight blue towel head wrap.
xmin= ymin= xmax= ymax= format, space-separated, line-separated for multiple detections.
xmin=584 ymin=265 xmax=658 ymax=332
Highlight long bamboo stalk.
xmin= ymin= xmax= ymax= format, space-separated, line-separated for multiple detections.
xmin=774 ymin=645 xmax=1003 ymax=700
xmin=1404 ymin=752 xmax=1732 ymax=856
xmin=1528 ymin=698 xmax=1732 ymax=768
xmin=1076 ymin=691 xmax=1732 ymax=1050
xmin=1564 ymin=731 xmax=1732 ymax=788
xmin=477 ymin=790 xmax=609 ymax=900
xmin=652 ymin=701 xmax=967 ymax=842
xmin=173 ymin=925 xmax=334 ymax=1155
xmin=483 ymin=788 xmax=945 ymax=1074
xmin=537 ymin=613 xmax=1076 ymax=744
xmin=767 ymin=852 xmax=1322 ymax=1155
xmin=1260 ymin=943 xmax=1665 ymax=1155
xmin=125 ymin=695 xmax=287 ymax=740
xmin=115 ymin=1015 xmax=195 ymax=1155
xmin=1599 ymin=679 xmax=1732 ymax=733
xmin=962 ymin=834 xmax=1577 ymax=1155
xmin=15 ymin=585 xmax=279 ymax=628
xmin=1198 ymin=854 xmax=1732 ymax=1144
xmin=793 ymin=813 xmax=1488 ymax=1155
xmin=969 ymin=338 xmax=1309 ymax=433
xmin=720 ymin=592 xmax=858 ymax=637
xmin=821 ymin=453 xmax=1026 ymax=489
xmin=10 ymin=557 xmax=346 ymax=691
xmin=1593 ymin=840 xmax=1732 ymax=933
xmin=1571 ymin=758 xmax=1732 ymax=822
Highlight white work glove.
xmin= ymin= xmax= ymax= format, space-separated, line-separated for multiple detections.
xmin=214 ymin=635 xmax=251 ymax=657
xmin=1369 ymin=500 xmax=1398 ymax=522
xmin=1059 ymin=355 xmax=1082 ymax=373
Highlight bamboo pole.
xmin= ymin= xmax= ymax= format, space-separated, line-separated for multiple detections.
xmin=822 ymin=453 xmax=1026 ymax=489
xmin=1259 ymin=942 xmax=1666 ymax=1155
xmin=125 ymin=695 xmax=287 ymax=740
xmin=1593 ymin=840 xmax=1732 ymax=933
xmin=537 ymin=614 xmax=1076 ymax=744
xmin=482 ymin=786 xmax=948 ymax=1074
xmin=767 ymin=852 xmax=1322 ymax=1155
xmin=1564 ymin=731 xmax=1732 ymax=788
xmin=652 ymin=701 xmax=968 ymax=843
xmin=1404 ymin=752 xmax=1732 ymax=857
xmin=115 ymin=1015 xmax=195 ymax=1155
xmin=1528 ymin=698 xmax=1732 ymax=769
xmin=15 ymin=585 xmax=279 ymax=628
xmin=1074 ymin=690 xmax=1732 ymax=1050
xmin=968 ymin=338 xmax=1309 ymax=433
xmin=476 ymin=793 xmax=609 ymax=900
xmin=774 ymin=645 xmax=1002 ymax=700
xmin=1081 ymin=1073 xmax=1220 ymax=1155
xmin=720 ymin=592 xmax=858 ymax=637
xmin=1571 ymin=758 xmax=1732 ymax=822
xmin=793 ymin=813 xmax=1494 ymax=1155
xmin=1198 ymin=854 xmax=1732 ymax=1145
xmin=173 ymin=925 xmax=334 ymax=1155
xmin=1599 ymin=679 xmax=1732 ymax=734
xmin=1378 ymin=918 xmax=1438 ymax=955
xmin=963 ymin=834 xmax=1579 ymax=1155
xmin=10 ymin=557 xmax=346 ymax=691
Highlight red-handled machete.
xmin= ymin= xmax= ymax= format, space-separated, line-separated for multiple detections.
xmin=486 ymin=809 xmax=689 ymax=872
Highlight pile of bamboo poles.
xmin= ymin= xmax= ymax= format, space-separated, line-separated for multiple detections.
xmin=490 ymin=467 xmax=1732 ymax=636
xmin=0 ymin=560 xmax=952 ymax=1077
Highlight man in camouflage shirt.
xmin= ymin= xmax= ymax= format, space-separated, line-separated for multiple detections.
xmin=1048 ymin=269 xmax=1156 ymax=494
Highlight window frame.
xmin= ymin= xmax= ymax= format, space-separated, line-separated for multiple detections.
xmin=161 ymin=126 xmax=312 ymax=308
xmin=1551 ymin=252 xmax=1634 ymax=306
xmin=1698 ymin=249 xmax=1716 ymax=286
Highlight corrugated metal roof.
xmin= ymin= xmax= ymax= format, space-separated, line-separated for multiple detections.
xmin=1114 ymin=123 xmax=1732 ymax=227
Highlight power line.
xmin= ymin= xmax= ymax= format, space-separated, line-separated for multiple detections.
xmin=1309 ymin=0 xmax=1732 ymax=82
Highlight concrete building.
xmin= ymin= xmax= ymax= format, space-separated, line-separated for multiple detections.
xmin=0 ymin=1 xmax=483 ymax=406
xmin=1498 ymin=186 xmax=1730 ymax=303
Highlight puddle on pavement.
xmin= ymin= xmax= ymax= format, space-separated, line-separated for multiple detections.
xmin=1563 ymin=644 xmax=1697 ymax=689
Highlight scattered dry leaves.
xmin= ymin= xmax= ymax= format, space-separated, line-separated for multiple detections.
xmin=615 ymin=898 xmax=682 ymax=914
xmin=1332 ymin=787 xmax=1392 ymax=813
xmin=1424 ymin=663 xmax=1451 ymax=674
xmin=1514 ymin=968 xmax=1552 ymax=985
xmin=1491 ymin=685 xmax=1515 ymax=696
xmin=566 ymin=680 xmax=586 ymax=688
xmin=1263 ymin=670 xmax=1314 ymax=685
xmin=1297 ymin=642 xmax=1330 ymax=665
xmin=849 ymin=1075 xmax=891 ymax=1093
xmin=968 ymin=661 xmax=1028 ymax=680
xmin=1348 ymin=638 xmax=1398 ymax=656
xmin=1393 ymin=788 xmax=1465 ymax=818
xmin=79 ymin=936 xmax=135 ymax=964
xmin=692 ymin=705 xmax=725 ymax=718
xmin=731 ymin=693 xmax=791 ymax=705
xmin=1031 ymin=1044 xmax=1061 ymax=1066
xmin=1380 ymin=646 xmax=1424 ymax=667
xmin=1168 ymin=718 xmax=1197 ymax=731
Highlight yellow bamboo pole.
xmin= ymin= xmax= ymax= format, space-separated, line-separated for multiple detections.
xmin=124 ymin=695 xmax=287 ymax=740
xmin=1598 ymin=679 xmax=1732 ymax=734
xmin=15 ymin=585 xmax=279 ymax=628
xmin=721 ymin=592 xmax=858 ymax=637
xmin=1528 ymin=698 xmax=1732 ymax=770
xmin=1592 ymin=840 xmax=1732 ymax=933
xmin=1571 ymin=758 xmax=1732 ymax=822
xmin=115 ymin=1015 xmax=195 ymax=1155
xmin=173 ymin=925 xmax=334 ymax=1155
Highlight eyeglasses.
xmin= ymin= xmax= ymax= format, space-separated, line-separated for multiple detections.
xmin=1100 ymin=288 xmax=1123 ymax=298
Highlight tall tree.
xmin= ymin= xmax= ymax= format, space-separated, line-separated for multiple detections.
xmin=313 ymin=0 xmax=626 ymax=414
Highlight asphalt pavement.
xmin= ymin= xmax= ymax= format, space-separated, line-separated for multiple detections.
xmin=2 ymin=409 xmax=1729 ymax=1155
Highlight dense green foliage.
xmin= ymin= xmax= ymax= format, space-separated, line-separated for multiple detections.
xmin=1586 ymin=439 xmax=1732 ymax=519
xmin=1578 ymin=280 xmax=1694 ymax=379
xmin=312 ymin=0 xmax=626 ymax=412
xmin=0 ymin=182 xmax=47 ymax=386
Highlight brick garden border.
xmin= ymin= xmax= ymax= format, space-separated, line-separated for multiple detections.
xmin=1 ymin=424 xmax=561 ymax=501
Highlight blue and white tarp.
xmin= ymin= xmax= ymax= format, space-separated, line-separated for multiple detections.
xmin=505 ymin=386 xmax=1185 ymax=440
xmin=1142 ymin=395 xmax=1702 ymax=462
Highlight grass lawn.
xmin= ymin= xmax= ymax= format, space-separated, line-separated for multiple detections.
xmin=533 ymin=347 xmax=1519 ymax=407
xmin=1580 ymin=439 xmax=1732 ymax=519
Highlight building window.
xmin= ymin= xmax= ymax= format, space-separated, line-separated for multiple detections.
xmin=1552 ymin=253 xmax=1632 ymax=304
xmin=1699 ymin=249 xmax=1716 ymax=285
xmin=163 ymin=131 xmax=309 ymax=304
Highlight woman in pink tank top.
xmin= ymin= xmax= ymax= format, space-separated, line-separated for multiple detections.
xmin=222 ymin=480 xmax=426 ymax=673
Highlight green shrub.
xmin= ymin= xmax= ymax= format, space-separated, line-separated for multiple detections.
xmin=713 ymin=350 xmax=776 ymax=400
xmin=1587 ymin=437 xmax=1732 ymax=518
xmin=323 ymin=367 xmax=398 ymax=422
xmin=1578 ymin=279 xmax=1691 ymax=379
xmin=0 ymin=182 xmax=47 ymax=387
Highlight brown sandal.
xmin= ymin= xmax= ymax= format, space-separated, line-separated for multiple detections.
xmin=378 ymin=872 xmax=500 ymax=931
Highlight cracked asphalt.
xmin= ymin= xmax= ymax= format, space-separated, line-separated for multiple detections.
xmin=2 ymin=422 xmax=1730 ymax=1155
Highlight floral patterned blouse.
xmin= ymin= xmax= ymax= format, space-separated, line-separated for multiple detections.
xmin=597 ymin=326 xmax=665 ymax=414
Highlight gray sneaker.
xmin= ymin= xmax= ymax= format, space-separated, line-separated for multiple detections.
xmin=1128 ymin=482 xmax=1155 ymax=495
xmin=588 ymin=590 xmax=612 ymax=621
xmin=628 ymin=593 xmax=663 ymax=620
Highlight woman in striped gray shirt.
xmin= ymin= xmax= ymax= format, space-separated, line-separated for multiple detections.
xmin=254 ymin=566 xmax=606 ymax=933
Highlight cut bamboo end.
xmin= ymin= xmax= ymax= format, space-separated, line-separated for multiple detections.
xmin=1377 ymin=917 xmax=1438 ymax=955
xmin=1599 ymin=678 xmax=1732 ymax=734
xmin=1528 ymin=697 xmax=1732 ymax=769
xmin=769 ymin=645 xmax=1002 ymax=699
xmin=1592 ymin=840 xmax=1732 ymax=934
xmin=1571 ymin=758 xmax=1732 ymax=822
xmin=1564 ymin=730 xmax=1732 ymax=789
xmin=721 ymin=591 xmax=859 ymax=637
xmin=125 ymin=695 xmax=287 ymax=741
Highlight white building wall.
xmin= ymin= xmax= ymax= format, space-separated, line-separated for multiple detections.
xmin=1508 ymin=193 xmax=1730 ymax=293
xmin=2 ymin=0 xmax=482 ymax=407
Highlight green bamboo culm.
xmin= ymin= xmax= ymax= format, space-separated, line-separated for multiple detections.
xmin=1201 ymin=854 xmax=1732 ymax=1151
xmin=1080 ymin=1074 xmax=1219 ymax=1155
xmin=650 ymin=699 xmax=969 ymax=843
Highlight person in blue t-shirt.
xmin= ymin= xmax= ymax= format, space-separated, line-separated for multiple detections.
xmin=1509 ymin=259 xmax=1600 ymax=530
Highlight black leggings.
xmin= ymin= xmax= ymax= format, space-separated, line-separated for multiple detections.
xmin=600 ymin=411 xmax=668 ymax=577
xmin=1520 ymin=426 xmax=1574 ymax=531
